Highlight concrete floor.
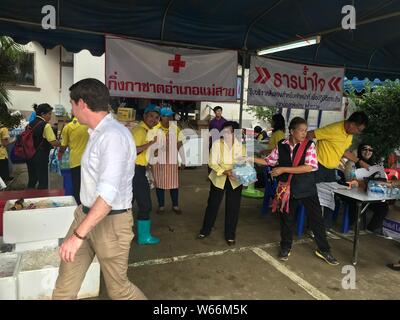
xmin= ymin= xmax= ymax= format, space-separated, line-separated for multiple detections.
xmin=9 ymin=164 xmax=400 ymax=300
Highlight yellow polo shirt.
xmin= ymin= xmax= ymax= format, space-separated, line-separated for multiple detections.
xmin=267 ymin=130 xmax=285 ymax=150
xmin=36 ymin=116 xmax=57 ymax=143
xmin=154 ymin=122 xmax=184 ymax=142
xmin=131 ymin=121 xmax=155 ymax=166
xmin=0 ymin=127 xmax=10 ymax=160
xmin=314 ymin=121 xmax=353 ymax=169
xmin=208 ymin=139 xmax=247 ymax=190
xmin=60 ymin=117 xmax=89 ymax=168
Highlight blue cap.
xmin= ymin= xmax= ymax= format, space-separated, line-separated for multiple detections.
xmin=160 ymin=107 xmax=174 ymax=117
xmin=144 ymin=103 xmax=160 ymax=114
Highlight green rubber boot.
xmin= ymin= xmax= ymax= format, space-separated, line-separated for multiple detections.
xmin=137 ymin=220 xmax=160 ymax=245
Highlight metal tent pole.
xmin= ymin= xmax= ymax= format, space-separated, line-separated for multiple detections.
xmin=239 ymin=52 xmax=247 ymax=128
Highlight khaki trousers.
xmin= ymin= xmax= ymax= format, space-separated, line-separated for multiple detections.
xmin=52 ymin=206 xmax=147 ymax=300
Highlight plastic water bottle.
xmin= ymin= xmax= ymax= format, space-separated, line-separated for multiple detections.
xmin=350 ymin=162 xmax=356 ymax=180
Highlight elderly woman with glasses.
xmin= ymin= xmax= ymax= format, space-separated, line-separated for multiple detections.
xmin=345 ymin=143 xmax=389 ymax=236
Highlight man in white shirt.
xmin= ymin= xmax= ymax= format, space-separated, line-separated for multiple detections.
xmin=53 ymin=78 xmax=146 ymax=300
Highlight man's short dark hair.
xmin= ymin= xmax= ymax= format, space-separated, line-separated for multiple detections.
xmin=69 ymin=78 xmax=110 ymax=112
xmin=223 ymin=121 xmax=240 ymax=130
xmin=254 ymin=126 xmax=262 ymax=133
xmin=348 ymin=111 xmax=368 ymax=127
xmin=36 ymin=103 xmax=53 ymax=116
xmin=213 ymin=106 xmax=223 ymax=112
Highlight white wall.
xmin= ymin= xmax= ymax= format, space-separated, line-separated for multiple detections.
xmin=7 ymin=42 xmax=64 ymax=113
xmin=73 ymin=50 xmax=105 ymax=84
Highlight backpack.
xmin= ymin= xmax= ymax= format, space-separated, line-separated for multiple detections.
xmin=12 ymin=120 xmax=45 ymax=162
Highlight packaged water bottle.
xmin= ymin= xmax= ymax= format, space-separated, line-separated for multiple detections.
xmin=350 ymin=162 xmax=356 ymax=180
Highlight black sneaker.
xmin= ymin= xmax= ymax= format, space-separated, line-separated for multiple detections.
xmin=315 ymin=249 xmax=339 ymax=266
xmin=278 ymin=248 xmax=291 ymax=261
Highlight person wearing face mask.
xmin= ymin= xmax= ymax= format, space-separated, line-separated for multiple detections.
xmin=254 ymin=117 xmax=339 ymax=265
xmin=307 ymin=111 xmax=369 ymax=237
xmin=131 ymin=104 xmax=160 ymax=245
xmin=345 ymin=143 xmax=390 ymax=236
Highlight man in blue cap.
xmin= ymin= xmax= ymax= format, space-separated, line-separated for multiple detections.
xmin=131 ymin=103 xmax=161 ymax=245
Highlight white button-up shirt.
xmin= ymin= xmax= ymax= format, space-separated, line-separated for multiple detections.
xmin=80 ymin=113 xmax=136 ymax=210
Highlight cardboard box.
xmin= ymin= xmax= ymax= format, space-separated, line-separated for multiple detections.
xmin=117 ymin=107 xmax=136 ymax=121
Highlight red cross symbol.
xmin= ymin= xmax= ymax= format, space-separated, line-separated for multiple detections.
xmin=168 ymin=54 xmax=186 ymax=73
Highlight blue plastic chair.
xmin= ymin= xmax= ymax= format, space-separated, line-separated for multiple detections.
xmin=296 ymin=204 xmax=307 ymax=237
xmin=332 ymin=200 xmax=350 ymax=233
xmin=261 ymin=166 xmax=277 ymax=215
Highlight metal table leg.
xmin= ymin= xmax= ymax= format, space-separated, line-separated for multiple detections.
xmin=352 ymin=201 xmax=362 ymax=265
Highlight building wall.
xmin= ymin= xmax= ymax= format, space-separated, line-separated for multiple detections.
xmin=7 ymin=42 xmax=73 ymax=115
xmin=73 ymin=50 xmax=105 ymax=84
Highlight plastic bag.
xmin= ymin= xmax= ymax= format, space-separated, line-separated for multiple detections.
xmin=49 ymin=150 xmax=62 ymax=176
xmin=60 ymin=148 xmax=70 ymax=170
xmin=232 ymin=163 xmax=257 ymax=186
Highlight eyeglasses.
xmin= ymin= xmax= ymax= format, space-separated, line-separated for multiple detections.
xmin=362 ymin=148 xmax=373 ymax=152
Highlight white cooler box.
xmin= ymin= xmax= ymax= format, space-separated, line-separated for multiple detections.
xmin=3 ymin=196 xmax=76 ymax=252
xmin=383 ymin=201 xmax=400 ymax=241
xmin=0 ymin=253 xmax=21 ymax=300
xmin=17 ymin=248 xmax=100 ymax=300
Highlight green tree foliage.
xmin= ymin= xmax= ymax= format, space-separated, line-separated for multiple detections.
xmin=356 ymin=81 xmax=400 ymax=164
xmin=0 ymin=36 xmax=24 ymax=127
xmin=245 ymin=105 xmax=277 ymax=124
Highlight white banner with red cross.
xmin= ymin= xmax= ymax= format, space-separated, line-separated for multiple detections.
xmin=247 ymin=56 xmax=344 ymax=110
xmin=105 ymin=36 xmax=238 ymax=101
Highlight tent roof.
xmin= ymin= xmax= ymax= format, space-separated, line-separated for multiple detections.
xmin=1 ymin=0 xmax=400 ymax=79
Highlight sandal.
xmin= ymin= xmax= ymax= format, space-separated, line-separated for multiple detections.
xmin=172 ymin=207 xmax=183 ymax=215
xmin=386 ymin=263 xmax=400 ymax=271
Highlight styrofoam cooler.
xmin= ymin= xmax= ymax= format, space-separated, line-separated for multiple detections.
xmin=17 ymin=248 xmax=100 ymax=300
xmin=3 ymin=196 xmax=76 ymax=251
xmin=383 ymin=201 xmax=400 ymax=241
xmin=0 ymin=252 xmax=21 ymax=300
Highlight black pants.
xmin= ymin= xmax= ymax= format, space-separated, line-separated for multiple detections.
xmin=132 ymin=165 xmax=152 ymax=220
xmin=200 ymin=181 xmax=243 ymax=240
xmin=280 ymin=194 xmax=330 ymax=252
xmin=70 ymin=166 xmax=81 ymax=205
xmin=348 ymin=201 xmax=389 ymax=231
xmin=27 ymin=151 xmax=49 ymax=189
xmin=316 ymin=163 xmax=337 ymax=229
xmin=0 ymin=159 xmax=10 ymax=181
xmin=156 ymin=188 xmax=178 ymax=207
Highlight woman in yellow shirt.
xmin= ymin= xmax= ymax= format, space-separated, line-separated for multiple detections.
xmin=152 ymin=107 xmax=184 ymax=215
xmin=198 ymin=121 xmax=246 ymax=246
xmin=266 ymin=113 xmax=286 ymax=151
xmin=27 ymin=103 xmax=60 ymax=189
xmin=0 ymin=124 xmax=10 ymax=183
